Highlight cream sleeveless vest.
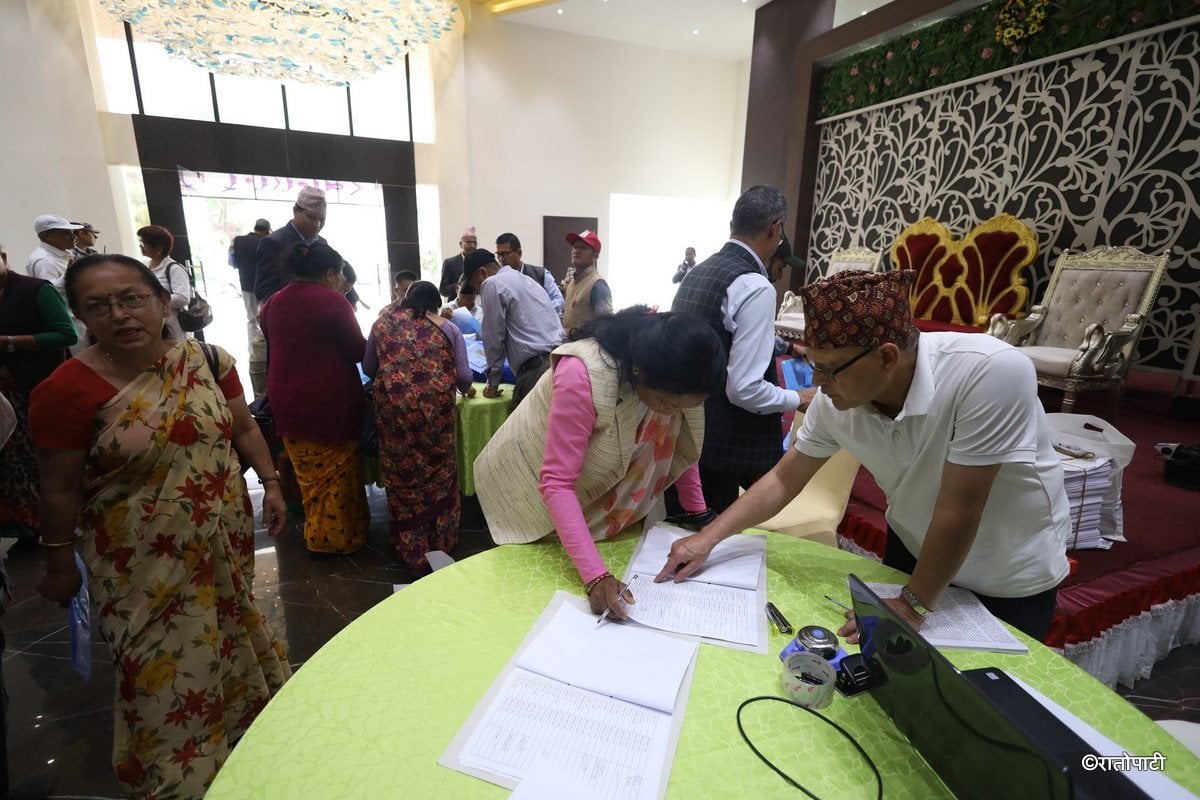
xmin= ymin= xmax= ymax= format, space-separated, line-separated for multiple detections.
xmin=475 ymin=338 xmax=704 ymax=545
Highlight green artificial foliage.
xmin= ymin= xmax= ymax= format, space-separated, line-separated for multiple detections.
xmin=818 ymin=0 xmax=1200 ymax=118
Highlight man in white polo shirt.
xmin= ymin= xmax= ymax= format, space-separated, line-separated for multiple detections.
xmin=657 ymin=269 xmax=1070 ymax=640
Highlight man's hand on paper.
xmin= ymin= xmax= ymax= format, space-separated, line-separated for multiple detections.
xmin=836 ymin=597 xmax=925 ymax=644
xmin=589 ymin=576 xmax=635 ymax=620
xmin=654 ymin=529 xmax=719 ymax=583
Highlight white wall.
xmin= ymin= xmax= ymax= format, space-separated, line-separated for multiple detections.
xmin=430 ymin=10 xmax=746 ymax=289
xmin=0 ymin=0 xmax=123 ymax=272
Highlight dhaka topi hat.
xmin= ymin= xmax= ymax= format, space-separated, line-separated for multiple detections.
xmin=800 ymin=269 xmax=915 ymax=349
xmin=296 ymin=186 xmax=327 ymax=214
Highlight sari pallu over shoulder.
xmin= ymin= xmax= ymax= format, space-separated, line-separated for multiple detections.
xmin=75 ymin=339 xmax=289 ymax=799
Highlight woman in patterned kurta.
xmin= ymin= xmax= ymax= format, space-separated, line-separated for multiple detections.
xmin=364 ymin=281 xmax=473 ymax=575
xmin=29 ymin=254 xmax=290 ymax=799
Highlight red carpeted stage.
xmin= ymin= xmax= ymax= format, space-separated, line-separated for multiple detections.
xmin=836 ymin=370 xmax=1200 ymax=688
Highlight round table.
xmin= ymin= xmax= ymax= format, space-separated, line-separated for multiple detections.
xmin=209 ymin=533 xmax=1200 ymax=798
xmin=455 ymin=382 xmax=513 ymax=496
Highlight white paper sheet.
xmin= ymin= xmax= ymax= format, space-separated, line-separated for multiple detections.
xmin=622 ymin=572 xmax=759 ymax=646
xmin=459 ymin=670 xmax=672 ymax=800
xmin=510 ymin=754 xmax=609 ymax=800
xmin=627 ymin=524 xmax=765 ymax=590
xmin=867 ymin=583 xmax=1028 ymax=654
xmin=516 ymin=602 xmax=697 ymax=714
xmin=441 ymin=592 xmax=697 ymax=800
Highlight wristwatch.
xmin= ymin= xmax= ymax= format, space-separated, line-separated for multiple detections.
xmin=4 ymin=336 xmax=15 ymax=353
xmin=900 ymin=584 xmax=931 ymax=617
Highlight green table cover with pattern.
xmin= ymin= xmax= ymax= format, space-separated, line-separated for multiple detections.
xmin=455 ymin=382 xmax=513 ymax=496
xmin=209 ymin=533 xmax=1200 ymax=798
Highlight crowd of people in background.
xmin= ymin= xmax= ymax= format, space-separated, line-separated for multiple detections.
xmin=0 ymin=181 xmax=1077 ymax=798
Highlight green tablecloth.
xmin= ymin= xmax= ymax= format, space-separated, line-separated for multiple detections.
xmin=455 ymin=382 xmax=513 ymax=496
xmin=209 ymin=534 xmax=1200 ymax=798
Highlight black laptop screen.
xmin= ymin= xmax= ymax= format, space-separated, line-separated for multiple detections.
xmin=847 ymin=574 xmax=1071 ymax=800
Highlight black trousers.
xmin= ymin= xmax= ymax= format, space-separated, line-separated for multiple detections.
xmin=664 ymin=464 xmax=768 ymax=517
xmin=510 ymin=352 xmax=552 ymax=410
xmin=883 ymin=526 xmax=1059 ymax=642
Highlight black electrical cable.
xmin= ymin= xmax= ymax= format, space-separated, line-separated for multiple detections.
xmin=735 ymin=695 xmax=883 ymax=800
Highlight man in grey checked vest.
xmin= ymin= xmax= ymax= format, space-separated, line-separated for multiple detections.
xmin=671 ymin=185 xmax=804 ymax=513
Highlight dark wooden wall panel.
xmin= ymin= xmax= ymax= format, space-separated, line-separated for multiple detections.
xmin=131 ymin=115 xmax=417 ymax=271
xmin=744 ymin=0 xmax=967 ymax=295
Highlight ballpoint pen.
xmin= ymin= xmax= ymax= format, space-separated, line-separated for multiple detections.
xmin=596 ymin=574 xmax=639 ymax=626
xmin=825 ymin=594 xmax=852 ymax=612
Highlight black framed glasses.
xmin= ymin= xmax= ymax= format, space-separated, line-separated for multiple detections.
xmin=80 ymin=293 xmax=155 ymax=319
xmin=803 ymin=347 xmax=875 ymax=383
xmin=494 ymin=249 xmax=516 ymax=260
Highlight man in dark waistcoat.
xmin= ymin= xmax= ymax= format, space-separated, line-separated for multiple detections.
xmin=671 ymin=185 xmax=804 ymax=512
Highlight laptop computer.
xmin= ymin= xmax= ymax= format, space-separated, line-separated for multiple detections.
xmin=847 ymin=574 xmax=1150 ymax=800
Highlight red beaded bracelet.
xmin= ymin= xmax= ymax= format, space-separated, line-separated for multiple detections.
xmin=584 ymin=572 xmax=613 ymax=596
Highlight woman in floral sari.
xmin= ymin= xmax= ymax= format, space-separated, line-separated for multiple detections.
xmin=365 ymin=281 xmax=473 ymax=575
xmin=29 ymin=254 xmax=290 ymax=799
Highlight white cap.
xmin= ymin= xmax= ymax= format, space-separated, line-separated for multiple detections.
xmin=34 ymin=215 xmax=84 ymax=235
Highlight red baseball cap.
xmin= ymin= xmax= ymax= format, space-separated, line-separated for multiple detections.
xmin=565 ymin=229 xmax=602 ymax=255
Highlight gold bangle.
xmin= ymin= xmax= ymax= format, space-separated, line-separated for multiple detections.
xmin=260 ymin=474 xmax=281 ymax=483
xmin=37 ymin=535 xmax=77 ymax=548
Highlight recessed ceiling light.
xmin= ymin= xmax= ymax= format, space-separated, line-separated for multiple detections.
xmin=556 ymin=7 xmax=563 ymax=13
xmin=692 ymin=28 xmax=700 ymax=35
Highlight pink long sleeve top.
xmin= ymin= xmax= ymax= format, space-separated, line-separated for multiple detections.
xmin=538 ymin=356 xmax=707 ymax=584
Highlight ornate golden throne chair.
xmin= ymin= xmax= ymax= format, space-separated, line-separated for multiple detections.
xmin=891 ymin=214 xmax=1037 ymax=332
xmin=987 ymin=246 xmax=1171 ymax=417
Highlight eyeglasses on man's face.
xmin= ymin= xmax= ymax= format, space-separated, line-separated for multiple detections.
xmin=81 ymin=293 xmax=155 ymax=319
xmin=803 ymin=346 xmax=875 ymax=383
xmin=495 ymin=248 xmax=516 ymax=261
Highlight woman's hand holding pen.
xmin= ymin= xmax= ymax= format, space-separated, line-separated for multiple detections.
xmin=588 ymin=575 xmax=635 ymax=620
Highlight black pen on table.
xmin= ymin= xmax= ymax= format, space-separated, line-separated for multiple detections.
xmin=825 ymin=594 xmax=852 ymax=612
xmin=596 ymin=574 xmax=639 ymax=626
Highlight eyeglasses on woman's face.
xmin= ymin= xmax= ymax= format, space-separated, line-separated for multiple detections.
xmin=803 ymin=347 xmax=875 ymax=383
xmin=80 ymin=293 xmax=155 ymax=319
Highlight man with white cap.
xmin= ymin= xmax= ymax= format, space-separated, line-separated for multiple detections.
xmin=26 ymin=215 xmax=82 ymax=296
xmin=254 ymin=186 xmax=328 ymax=303
xmin=561 ymin=229 xmax=611 ymax=331
xmin=27 ymin=215 xmax=86 ymax=353
xmin=659 ymin=269 xmax=1071 ymax=642
xmin=440 ymin=227 xmax=477 ymax=301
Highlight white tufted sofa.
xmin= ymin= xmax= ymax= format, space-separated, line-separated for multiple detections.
xmin=988 ymin=246 xmax=1171 ymax=418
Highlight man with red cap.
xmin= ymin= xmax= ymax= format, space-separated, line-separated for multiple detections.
xmin=658 ymin=269 xmax=1071 ymax=641
xmin=561 ymin=229 xmax=611 ymax=331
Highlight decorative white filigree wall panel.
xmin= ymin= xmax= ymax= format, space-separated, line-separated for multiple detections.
xmin=810 ymin=23 xmax=1199 ymax=373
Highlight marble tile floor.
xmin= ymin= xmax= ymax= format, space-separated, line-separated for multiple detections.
xmin=1 ymin=484 xmax=497 ymax=799
xmin=3 ymin=483 xmax=1198 ymax=798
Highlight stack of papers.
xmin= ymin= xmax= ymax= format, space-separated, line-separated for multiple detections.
xmin=624 ymin=524 xmax=768 ymax=652
xmin=867 ymin=583 xmax=1029 ymax=654
xmin=442 ymin=595 xmax=698 ymax=800
xmin=1059 ymin=454 xmax=1115 ymax=550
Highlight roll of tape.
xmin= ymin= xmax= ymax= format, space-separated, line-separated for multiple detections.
xmin=781 ymin=651 xmax=836 ymax=709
